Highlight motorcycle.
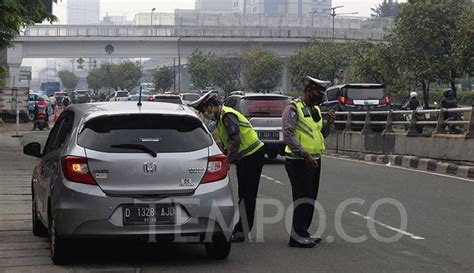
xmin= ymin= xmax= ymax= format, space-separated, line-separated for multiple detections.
xmin=445 ymin=112 xmax=463 ymax=134
xmin=33 ymin=113 xmax=48 ymax=131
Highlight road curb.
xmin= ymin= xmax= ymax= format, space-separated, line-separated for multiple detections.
xmin=358 ymin=153 xmax=474 ymax=180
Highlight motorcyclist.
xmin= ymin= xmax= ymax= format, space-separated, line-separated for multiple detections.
xmin=441 ymin=89 xmax=461 ymax=134
xmin=402 ymin=92 xmax=423 ymax=133
xmin=402 ymin=92 xmax=421 ymax=110
xmin=33 ymin=97 xmax=49 ymax=130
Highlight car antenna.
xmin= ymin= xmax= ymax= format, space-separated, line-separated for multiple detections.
xmin=137 ymin=86 xmax=143 ymax=107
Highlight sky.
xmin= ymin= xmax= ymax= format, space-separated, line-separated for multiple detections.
xmin=52 ymin=0 xmax=404 ymax=23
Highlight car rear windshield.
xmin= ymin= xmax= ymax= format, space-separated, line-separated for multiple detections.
xmin=78 ymin=114 xmax=212 ymax=153
xmin=116 ymin=92 xmax=128 ymax=97
xmin=182 ymin=94 xmax=200 ymax=101
xmin=345 ymin=87 xmax=386 ymax=100
xmin=239 ymin=96 xmax=291 ymax=117
xmin=154 ymin=97 xmax=182 ymax=104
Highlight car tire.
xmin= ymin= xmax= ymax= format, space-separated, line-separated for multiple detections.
xmin=205 ymin=233 xmax=231 ymax=260
xmin=32 ymin=192 xmax=48 ymax=237
xmin=49 ymin=217 xmax=72 ymax=265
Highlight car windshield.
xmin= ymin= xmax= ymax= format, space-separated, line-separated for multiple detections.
xmin=154 ymin=96 xmax=182 ymax=104
xmin=346 ymin=88 xmax=386 ymax=100
xmin=182 ymin=94 xmax=200 ymax=101
xmin=239 ymin=96 xmax=291 ymax=117
xmin=116 ymin=92 xmax=129 ymax=97
xmin=78 ymin=114 xmax=212 ymax=153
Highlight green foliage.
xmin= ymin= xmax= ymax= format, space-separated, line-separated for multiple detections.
xmin=153 ymin=66 xmax=174 ymax=93
xmin=58 ymin=70 xmax=78 ymax=90
xmin=371 ymin=0 xmax=400 ymax=18
xmin=210 ymin=56 xmax=241 ymax=96
xmin=86 ymin=62 xmax=142 ymax=91
xmin=0 ymin=0 xmax=56 ymax=50
xmin=288 ymin=40 xmax=350 ymax=90
xmin=188 ymin=49 xmax=215 ymax=89
xmin=241 ymin=45 xmax=283 ymax=93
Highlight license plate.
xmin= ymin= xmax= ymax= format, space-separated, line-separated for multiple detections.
xmin=123 ymin=204 xmax=175 ymax=225
xmin=258 ymin=131 xmax=279 ymax=140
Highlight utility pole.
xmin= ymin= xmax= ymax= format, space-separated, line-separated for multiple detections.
xmin=323 ymin=6 xmax=358 ymax=41
xmin=151 ymin=8 xmax=156 ymax=25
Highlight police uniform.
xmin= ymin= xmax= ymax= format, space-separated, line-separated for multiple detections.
xmin=282 ymin=77 xmax=332 ymax=247
xmin=190 ymin=92 xmax=265 ymax=241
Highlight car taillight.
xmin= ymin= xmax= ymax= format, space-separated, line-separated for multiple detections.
xmin=379 ymin=96 xmax=390 ymax=105
xmin=201 ymin=155 xmax=228 ymax=184
xmin=338 ymin=96 xmax=352 ymax=105
xmin=61 ymin=156 xmax=97 ymax=185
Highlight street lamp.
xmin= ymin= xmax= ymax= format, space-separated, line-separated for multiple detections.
xmin=323 ymin=6 xmax=358 ymax=41
xmin=151 ymin=8 xmax=156 ymax=25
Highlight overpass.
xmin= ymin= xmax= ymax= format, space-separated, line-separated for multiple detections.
xmin=4 ymin=24 xmax=386 ymax=88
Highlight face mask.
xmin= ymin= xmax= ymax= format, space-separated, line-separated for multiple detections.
xmin=309 ymin=93 xmax=323 ymax=105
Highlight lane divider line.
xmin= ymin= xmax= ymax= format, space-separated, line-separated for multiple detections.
xmin=261 ymin=174 xmax=285 ymax=185
xmin=350 ymin=211 xmax=425 ymax=240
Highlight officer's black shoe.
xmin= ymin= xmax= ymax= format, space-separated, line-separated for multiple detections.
xmin=309 ymin=236 xmax=323 ymax=244
xmin=288 ymin=238 xmax=316 ymax=248
xmin=231 ymin=232 xmax=246 ymax=243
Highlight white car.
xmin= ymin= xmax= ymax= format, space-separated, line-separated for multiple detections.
xmin=109 ymin=91 xmax=129 ymax=102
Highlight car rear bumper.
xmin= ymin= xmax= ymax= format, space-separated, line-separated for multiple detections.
xmin=262 ymin=141 xmax=286 ymax=156
xmin=52 ymin=178 xmax=235 ymax=240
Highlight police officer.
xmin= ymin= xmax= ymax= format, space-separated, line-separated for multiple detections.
xmin=190 ymin=91 xmax=265 ymax=243
xmin=282 ymin=76 xmax=336 ymax=248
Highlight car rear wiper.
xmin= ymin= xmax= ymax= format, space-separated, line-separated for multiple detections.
xmin=111 ymin=144 xmax=157 ymax=157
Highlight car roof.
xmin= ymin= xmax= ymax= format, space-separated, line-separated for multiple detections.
xmin=68 ymin=102 xmax=197 ymax=123
xmin=329 ymin=83 xmax=385 ymax=89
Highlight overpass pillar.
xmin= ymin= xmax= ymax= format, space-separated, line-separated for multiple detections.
xmin=5 ymin=43 xmax=23 ymax=88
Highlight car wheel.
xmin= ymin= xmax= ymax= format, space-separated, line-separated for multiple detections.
xmin=205 ymin=233 xmax=231 ymax=260
xmin=32 ymin=192 xmax=48 ymax=237
xmin=28 ymin=113 xmax=35 ymax=121
xmin=49 ymin=217 xmax=72 ymax=265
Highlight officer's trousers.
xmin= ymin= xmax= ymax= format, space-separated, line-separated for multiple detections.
xmin=285 ymin=158 xmax=321 ymax=241
xmin=233 ymin=148 xmax=265 ymax=234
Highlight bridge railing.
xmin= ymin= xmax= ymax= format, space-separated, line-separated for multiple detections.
xmin=322 ymin=107 xmax=474 ymax=139
xmin=21 ymin=25 xmax=386 ymax=41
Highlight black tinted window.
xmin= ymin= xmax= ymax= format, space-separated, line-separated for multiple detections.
xmin=182 ymin=94 xmax=200 ymax=101
xmin=346 ymin=88 xmax=386 ymax=100
xmin=154 ymin=97 xmax=182 ymax=104
xmin=78 ymin=114 xmax=212 ymax=153
xmin=240 ymin=96 xmax=291 ymax=117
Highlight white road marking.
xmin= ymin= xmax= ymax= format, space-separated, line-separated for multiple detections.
xmin=261 ymin=174 xmax=285 ymax=185
xmin=350 ymin=211 xmax=425 ymax=240
xmin=323 ymin=155 xmax=474 ymax=183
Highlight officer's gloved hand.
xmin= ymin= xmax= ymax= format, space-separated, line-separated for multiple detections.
xmin=304 ymin=155 xmax=319 ymax=169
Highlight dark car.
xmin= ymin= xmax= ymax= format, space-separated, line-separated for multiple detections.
xmin=224 ymin=93 xmax=291 ymax=159
xmin=321 ymin=83 xmax=390 ymax=131
xmin=73 ymin=90 xmax=92 ymax=103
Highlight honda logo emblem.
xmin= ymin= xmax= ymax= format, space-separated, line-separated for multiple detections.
xmin=143 ymin=162 xmax=157 ymax=174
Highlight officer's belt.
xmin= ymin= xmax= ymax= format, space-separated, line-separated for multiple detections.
xmin=285 ymin=152 xmax=321 ymax=160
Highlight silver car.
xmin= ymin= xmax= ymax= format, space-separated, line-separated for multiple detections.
xmin=23 ymin=102 xmax=235 ymax=264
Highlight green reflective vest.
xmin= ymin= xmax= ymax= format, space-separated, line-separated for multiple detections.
xmin=217 ymin=106 xmax=264 ymax=159
xmin=285 ymin=99 xmax=325 ymax=159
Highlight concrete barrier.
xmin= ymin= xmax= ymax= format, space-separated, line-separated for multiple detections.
xmin=326 ymin=131 xmax=474 ymax=163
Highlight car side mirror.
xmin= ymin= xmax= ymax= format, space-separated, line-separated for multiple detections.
xmin=23 ymin=142 xmax=42 ymax=158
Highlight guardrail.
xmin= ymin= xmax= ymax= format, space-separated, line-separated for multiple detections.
xmin=322 ymin=107 xmax=474 ymax=139
xmin=20 ymin=25 xmax=386 ymax=41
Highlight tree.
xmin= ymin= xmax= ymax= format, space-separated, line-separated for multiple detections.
xmin=0 ymin=0 xmax=56 ymax=50
xmin=210 ymin=56 xmax=241 ymax=96
xmin=188 ymin=49 xmax=215 ymax=89
xmin=113 ymin=61 xmax=142 ymax=91
xmin=288 ymin=40 xmax=350 ymax=91
xmin=86 ymin=68 xmax=105 ymax=92
xmin=389 ymin=0 xmax=472 ymax=106
xmin=58 ymin=70 xmax=78 ymax=90
xmin=371 ymin=0 xmax=400 ymax=18
xmin=153 ymin=66 xmax=175 ymax=93
xmin=241 ymin=45 xmax=283 ymax=93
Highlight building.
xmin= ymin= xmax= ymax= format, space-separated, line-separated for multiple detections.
xmin=102 ymin=14 xmax=132 ymax=25
xmin=67 ymin=0 xmax=100 ymax=25
xmin=232 ymin=0 xmax=331 ymax=16
xmin=195 ymin=0 xmax=233 ymax=12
